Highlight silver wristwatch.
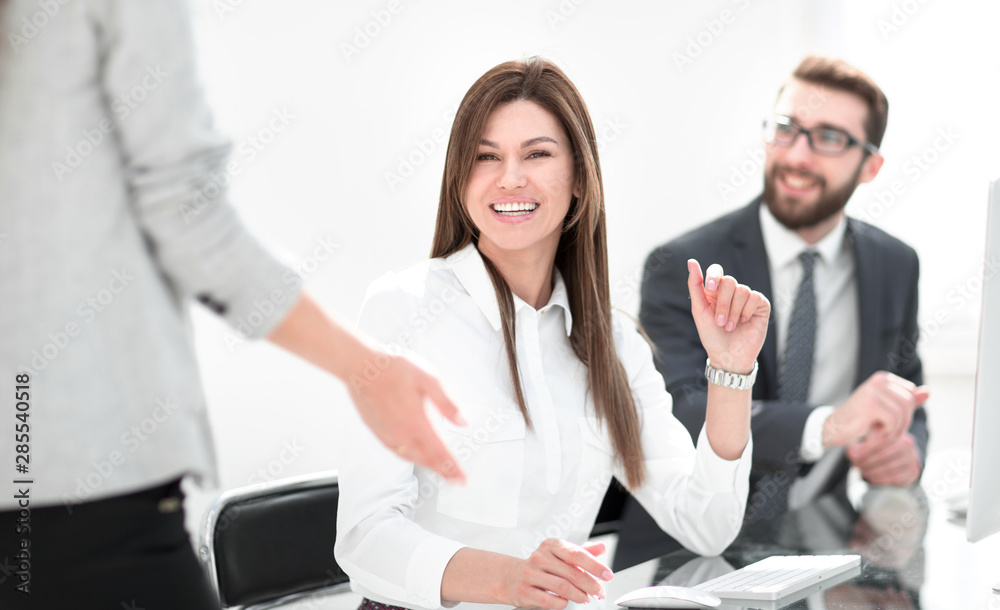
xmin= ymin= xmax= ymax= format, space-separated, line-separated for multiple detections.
xmin=704 ymin=358 xmax=758 ymax=390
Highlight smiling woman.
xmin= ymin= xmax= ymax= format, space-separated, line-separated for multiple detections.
xmin=433 ymin=60 xmax=641 ymax=488
xmin=465 ymin=100 xmax=576 ymax=266
xmin=334 ymin=57 xmax=771 ymax=610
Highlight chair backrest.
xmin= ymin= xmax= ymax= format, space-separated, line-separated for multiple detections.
xmin=199 ymin=471 xmax=350 ymax=609
xmin=590 ymin=477 xmax=626 ymax=538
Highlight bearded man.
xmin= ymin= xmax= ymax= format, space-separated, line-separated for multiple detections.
xmin=612 ymin=55 xmax=929 ymax=568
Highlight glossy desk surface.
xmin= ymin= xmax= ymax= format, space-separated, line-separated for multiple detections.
xmin=606 ymin=486 xmax=1000 ymax=610
xmin=305 ymin=487 xmax=1000 ymax=610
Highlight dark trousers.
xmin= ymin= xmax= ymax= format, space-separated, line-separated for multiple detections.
xmin=0 ymin=478 xmax=220 ymax=609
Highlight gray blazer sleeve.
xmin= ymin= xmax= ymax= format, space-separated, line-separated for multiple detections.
xmin=96 ymin=0 xmax=302 ymax=339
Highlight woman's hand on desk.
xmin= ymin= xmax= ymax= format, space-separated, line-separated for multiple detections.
xmin=687 ymin=259 xmax=769 ymax=374
xmin=503 ymin=539 xmax=613 ymax=609
xmin=442 ymin=539 xmax=613 ymax=608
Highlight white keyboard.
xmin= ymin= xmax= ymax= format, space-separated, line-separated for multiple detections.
xmin=694 ymin=554 xmax=861 ymax=601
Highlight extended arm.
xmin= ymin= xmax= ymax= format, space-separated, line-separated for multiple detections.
xmin=97 ymin=2 xmax=463 ymax=482
xmin=266 ymin=294 xmax=466 ymax=483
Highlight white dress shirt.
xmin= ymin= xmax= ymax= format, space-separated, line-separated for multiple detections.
xmin=758 ymin=204 xmax=860 ymax=463
xmin=335 ymin=244 xmax=753 ymax=610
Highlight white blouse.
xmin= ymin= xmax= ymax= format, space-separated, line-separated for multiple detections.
xmin=334 ymin=244 xmax=752 ymax=610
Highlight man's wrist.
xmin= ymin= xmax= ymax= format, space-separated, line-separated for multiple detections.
xmin=821 ymin=410 xmax=855 ymax=447
xmin=801 ymin=406 xmax=835 ymax=460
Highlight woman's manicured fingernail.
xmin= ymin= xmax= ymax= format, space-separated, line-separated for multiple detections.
xmin=602 ymin=569 xmax=614 ymax=581
xmin=706 ymin=279 xmax=717 ymax=291
xmin=725 ymin=321 xmax=735 ymax=332
xmin=716 ymin=314 xmax=726 ymax=327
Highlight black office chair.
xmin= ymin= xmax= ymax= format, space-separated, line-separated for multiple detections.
xmin=199 ymin=471 xmax=350 ymax=609
xmin=589 ymin=477 xmax=628 ymax=538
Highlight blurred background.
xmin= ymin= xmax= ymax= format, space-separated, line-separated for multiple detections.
xmin=181 ymin=0 xmax=1000 ymax=597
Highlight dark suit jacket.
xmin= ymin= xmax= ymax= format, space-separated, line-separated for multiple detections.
xmin=611 ymin=197 xmax=929 ymax=568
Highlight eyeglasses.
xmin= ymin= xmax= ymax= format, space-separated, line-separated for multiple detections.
xmin=763 ymin=115 xmax=879 ymax=156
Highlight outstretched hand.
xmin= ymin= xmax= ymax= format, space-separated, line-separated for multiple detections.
xmin=265 ymin=293 xmax=468 ymax=484
xmin=687 ymin=259 xmax=770 ymax=374
xmin=349 ymin=354 xmax=468 ymax=485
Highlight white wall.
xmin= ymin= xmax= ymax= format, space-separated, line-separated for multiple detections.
xmin=182 ymin=0 xmax=1000 ymax=529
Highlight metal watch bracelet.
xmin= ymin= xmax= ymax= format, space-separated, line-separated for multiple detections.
xmin=704 ymin=358 xmax=758 ymax=390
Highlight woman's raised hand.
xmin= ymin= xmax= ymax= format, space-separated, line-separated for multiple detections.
xmin=686 ymin=259 xmax=770 ymax=375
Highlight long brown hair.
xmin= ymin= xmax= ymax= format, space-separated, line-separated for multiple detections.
xmin=431 ymin=58 xmax=645 ymax=488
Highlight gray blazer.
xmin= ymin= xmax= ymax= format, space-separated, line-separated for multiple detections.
xmin=0 ymin=0 xmax=300 ymax=508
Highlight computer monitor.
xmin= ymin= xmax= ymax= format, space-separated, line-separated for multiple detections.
xmin=967 ymin=178 xmax=1000 ymax=593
